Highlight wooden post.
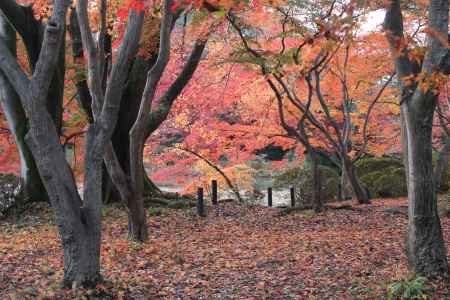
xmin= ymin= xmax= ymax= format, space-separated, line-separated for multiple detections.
xmin=268 ymin=187 xmax=272 ymax=207
xmin=211 ymin=180 xmax=218 ymax=205
xmin=197 ymin=188 xmax=205 ymax=217
xmin=290 ymin=187 xmax=295 ymax=207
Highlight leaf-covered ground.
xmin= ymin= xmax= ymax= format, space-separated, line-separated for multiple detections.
xmin=1 ymin=198 xmax=449 ymax=299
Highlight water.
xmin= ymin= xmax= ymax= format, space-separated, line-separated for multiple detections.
xmin=159 ymin=184 xmax=293 ymax=208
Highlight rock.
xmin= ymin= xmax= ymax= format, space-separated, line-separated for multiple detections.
xmin=0 ymin=173 xmax=21 ymax=217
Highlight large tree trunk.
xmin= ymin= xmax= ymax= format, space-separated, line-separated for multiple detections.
xmin=404 ymin=97 xmax=449 ymax=276
xmin=383 ymin=0 xmax=449 ymax=277
xmin=27 ymin=133 xmax=102 ymax=287
xmin=342 ymin=155 xmax=370 ymax=204
xmin=62 ymin=226 xmax=101 ymax=287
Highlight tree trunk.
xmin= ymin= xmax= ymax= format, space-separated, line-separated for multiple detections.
xmin=129 ymin=132 xmax=149 ymax=242
xmin=343 ymin=156 xmax=370 ymax=204
xmin=404 ymin=99 xmax=449 ymax=276
xmin=400 ymin=112 xmax=410 ymax=189
xmin=434 ymin=135 xmax=450 ymax=192
xmin=383 ymin=0 xmax=449 ymax=277
xmin=0 ymin=71 xmax=47 ymax=201
xmin=69 ymin=9 xmax=158 ymax=204
xmin=61 ymin=216 xmax=102 ymax=288
xmin=0 ymin=13 xmax=48 ymax=202
xmin=0 ymin=7 xmax=65 ymax=203
xmin=25 ymin=103 xmax=102 ymax=288
xmin=310 ymin=150 xmax=323 ymax=212
xmin=104 ymin=57 xmax=157 ymax=204
xmin=338 ymin=158 xmax=351 ymax=201
xmin=127 ymin=190 xmax=148 ymax=241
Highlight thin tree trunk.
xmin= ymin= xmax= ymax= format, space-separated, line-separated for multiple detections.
xmin=343 ymin=155 xmax=370 ymax=204
xmin=401 ymin=108 xmax=410 ymax=188
xmin=127 ymin=189 xmax=148 ymax=241
xmin=434 ymin=134 xmax=450 ymax=191
xmin=129 ymin=133 xmax=149 ymax=242
xmin=310 ymin=150 xmax=323 ymax=212
xmin=339 ymin=158 xmax=350 ymax=201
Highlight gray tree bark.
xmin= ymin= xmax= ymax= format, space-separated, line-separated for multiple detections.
xmin=0 ymin=0 xmax=146 ymax=286
xmin=385 ymin=0 xmax=449 ymax=277
xmin=0 ymin=13 xmax=46 ymax=201
xmin=126 ymin=0 xmax=207 ymax=241
xmin=310 ymin=150 xmax=323 ymax=212
xmin=0 ymin=1 xmax=66 ymax=202
xmin=342 ymin=155 xmax=370 ymax=204
xmin=434 ymin=107 xmax=450 ymax=191
xmin=434 ymin=136 xmax=450 ymax=191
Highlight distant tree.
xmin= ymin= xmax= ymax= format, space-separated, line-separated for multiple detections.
xmin=227 ymin=2 xmax=395 ymax=206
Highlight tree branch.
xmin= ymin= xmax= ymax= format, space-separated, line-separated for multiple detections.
xmin=0 ymin=0 xmax=29 ymax=38
xmin=383 ymin=0 xmax=413 ymax=81
xmin=148 ymin=39 xmax=207 ymax=132
xmin=76 ymin=0 xmax=103 ymax=116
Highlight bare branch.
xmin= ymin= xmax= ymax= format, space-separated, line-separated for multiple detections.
xmin=76 ymin=0 xmax=103 ymax=115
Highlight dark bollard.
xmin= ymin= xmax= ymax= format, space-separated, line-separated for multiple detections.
xmin=197 ymin=188 xmax=205 ymax=217
xmin=290 ymin=187 xmax=295 ymax=207
xmin=268 ymin=187 xmax=272 ymax=207
xmin=212 ymin=180 xmax=218 ymax=205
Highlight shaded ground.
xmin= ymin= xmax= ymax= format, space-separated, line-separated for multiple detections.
xmin=0 ymin=198 xmax=449 ymax=299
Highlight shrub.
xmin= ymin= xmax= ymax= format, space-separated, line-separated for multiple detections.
xmin=355 ymin=156 xmax=404 ymax=178
xmin=148 ymin=207 xmax=164 ymax=216
xmin=357 ymin=157 xmax=407 ymax=198
xmin=388 ymin=276 xmax=428 ymax=300
xmin=274 ymin=165 xmax=339 ymax=206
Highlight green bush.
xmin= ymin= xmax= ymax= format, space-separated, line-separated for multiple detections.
xmin=357 ymin=157 xmax=407 ymax=198
xmin=355 ymin=156 xmax=404 ymax=178
xmin=274 ymin=165 xmax=339 ymax=206
xmin=388 ymin=276 xmax=428 ymax=300
xmin=148 ymin=207 xmax=164 ymax=216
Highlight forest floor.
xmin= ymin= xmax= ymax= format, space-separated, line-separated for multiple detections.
xmin=0 ymin=197 xmax=449 ymax=299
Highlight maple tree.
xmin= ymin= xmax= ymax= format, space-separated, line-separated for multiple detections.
xmin=222 ymin=1 xmax=398 ymax=208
